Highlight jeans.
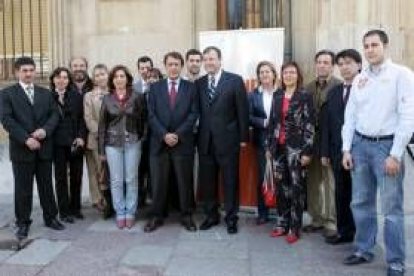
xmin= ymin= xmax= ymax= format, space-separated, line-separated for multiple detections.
xmin=105 ymin=142 xmax=141 ymax=220
xmin=351 ymin=135 xmax=405 ymax=270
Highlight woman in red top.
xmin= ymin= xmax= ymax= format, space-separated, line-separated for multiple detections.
xmin=266 ymin=62 xmax=315 ymax=244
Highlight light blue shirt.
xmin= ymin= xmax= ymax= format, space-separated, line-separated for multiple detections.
xmin=342 ymin=59 xmax=414 ymax=160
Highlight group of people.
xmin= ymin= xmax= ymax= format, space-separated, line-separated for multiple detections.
xmin=1 ymin=29 xmax=413 ymax=276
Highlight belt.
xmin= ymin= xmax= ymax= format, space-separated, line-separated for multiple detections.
xmin=355 ymin=131 xmax=394 ymax=142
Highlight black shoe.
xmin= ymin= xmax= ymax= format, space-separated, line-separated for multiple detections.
xmin=16 ymin=225 xmax=30 ymax=240
xmin=72 ymin=212 xmax=84 ymax=220
xmin=143 ymin=218 xmax=163 ymax=233
xmin=343 ymin=253 xmax=372 ymax=265
xmin=227 ymin=222 xmax=238 ymax=234
xmin=45 ymin=219 xmax=65 ymax=231
xmin=387 ymin=268 xmax=405 ymax=276
xmin=325 ymin=235 xmax=353 ymax=245
xmin=181 ymin=217 xmax=197 ymax=232
xmin=199 ymin=217 xmax=220 ymax=231
xmin=60 ymin=215 xmax=75 ymax=224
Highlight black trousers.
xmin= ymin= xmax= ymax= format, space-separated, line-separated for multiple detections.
xmin=149 ymin=151 xmax=194 ymax=220
xmin=138 ymin=138 xmax=151 ymax=206
xmin=12 ymin=160 xmax=58 ymax=226
xmin=332 ymin=159 xmax=355 ymax=238
xmin=53 ymin=146 xmax=83 ymax=216
xmin=256 ymin=147 xmax=269 ymax=219
xmin=199 ymin=141 xmax=240 ymax=224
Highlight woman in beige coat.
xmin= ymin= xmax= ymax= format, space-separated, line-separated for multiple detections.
xmin=84 ymin=64 xmax=109 ymax=214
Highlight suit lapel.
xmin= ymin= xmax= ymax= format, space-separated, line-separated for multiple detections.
xmin=15 ymin=84 xmax=34 ymax=108
xmin=160 ymin=80 xmax=172 ymax=112
xmin=257 ymin=91 xmax=266 ymax=117
xmin=210 ymin=71 xmax=228 ymax=106
xmin=173 ymin=80 xmax=185 ymax=111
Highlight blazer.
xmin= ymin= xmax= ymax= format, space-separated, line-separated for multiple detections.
xmin=305 ymin=76 xmax=341 ymax=156
xmin=248 ymin=88 xmax=272 ymax=149
xmin=98 ymin=92 xmax=147 ymax=155
xmin=148 ymin=78 xmax=198 ymax=155
xmin=1 ymin=83 xmax=59 ymax=162
xmin=84 ymin=89 xmax=108 ymax=150
xmin=196 ymin=71 xmax=249 ymax=155
xmin=53 ymin=88 xmax=87 ymax=147
xmin=320 ymin=83 xmax=347 ymax=165
xmin=266 ymin=88 xmax=315 ymax=157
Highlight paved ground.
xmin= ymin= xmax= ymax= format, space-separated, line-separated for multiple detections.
xmin=0 ymin=142 xmax=414 ymax=276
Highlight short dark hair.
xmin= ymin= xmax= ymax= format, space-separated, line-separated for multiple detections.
xmin=49 ymin=67 xmax=74 ymax=91
xmin=149 ymin=68 xmax=163 ymax=80
xmin=14 ymin=56 xmax=36 ymax=70
xmin=163 ymin=51 xmax=184 ymax=66
xmin=202 ymin=46 xmax=222 ymax=60
xmin=314 ymin=50 xmax=335 ymax=65
xmin=363 ymin=29 xmax=389 ymax=45
xmin=335 ymin=49 xmax=362 ymax=65
xmin=137 ymin=56 xmax=153 ymax=68
xmin=281 ymin=61 xmax=304 ymax=91
xmin=108 ymin=65 xmax=134 ymax=95
xmin=185 ymin=49 xmax=202 ymax=61
xmin=69 ymin=56 xmax=88 ymax=69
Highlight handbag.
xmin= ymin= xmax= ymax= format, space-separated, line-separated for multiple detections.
xmin=262 ymin=158 xmax=277 ymax=208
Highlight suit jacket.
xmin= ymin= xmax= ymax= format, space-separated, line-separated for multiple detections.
xmin=53 ymin=88 xmax=87 ymax=147
xmin=248 ymin=88 xmax=270 ymax=149
xmin=266 ymin=88 xmax=315 ymax=157
xmin=305 ymin=76 xmax=341 ymax=156
xmin=84 ymin=89 xmax=108 ymax=150
xmin=320 ymin=83 xmax=347 ymax=166
xmin=1 ymin=83 xmax=59 ymax=162
xmin=196 ymin=71 xmax=249 ymax=155
xmin=133 ymin=79 xmax=149 ymax=94
xmin=148 ymin=78 xmax=198 ymax=155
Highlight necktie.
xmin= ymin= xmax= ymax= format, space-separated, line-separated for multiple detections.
xmin=169 ymin=81 xmax=177 ymax=109
xmin=208 ymin=76 xmax=216 ymax=104
xmin=26 ymin=86 xmax=34 ymax=104
xmin=343 ymin=84 xmax=351 ymax=105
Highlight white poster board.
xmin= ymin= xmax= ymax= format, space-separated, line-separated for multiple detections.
xmin=199 ymin=28 xmax=284 ymax=80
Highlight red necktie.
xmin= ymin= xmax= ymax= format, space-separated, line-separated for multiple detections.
xmin=169 ymin=81 xmax=177 ymax=109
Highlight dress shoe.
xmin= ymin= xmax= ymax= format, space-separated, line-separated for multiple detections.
xmin=270 ymin=227 xmax=288 ymax=238
xmin=343 ymin=253 xmax=373 ymax=265
xmin=71 ymin=212 xmax=84 ymax=220
xmin=144 ymin=218 xmax=163 ymax=233
xmin=256 ymin=217 xmax=269 ymax=225
xmin=322 ymin=229 xmax=337 ymax=238
xmin=302 ymin=224 xmax=324 ymax=233
xmin=325 ymin=235 xmax=353 ymax=245
xmin=45 ymin=219 xmax=65 ymax=231
xmin=226 ymin=222 xmax=238 ymax=234
xmin=16 ymin=225 xmax=30 ymax=240
xmin=60 ymin=215 xmax=75 ymax=224
xmin=181 ymin=218 xmax=197 ymax=232
xmin=199 ymin=218 xmax=220 ymax=231
xmin=387 ymin=267 xmax=405 ymax=276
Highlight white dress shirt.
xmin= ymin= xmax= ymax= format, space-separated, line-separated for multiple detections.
xmin=259 ymin=86 xmax=274 ymax=127
xmin=167 ymin=78 xmax=180 ymax=93
xmin=19 ymin=81 xmax=34 ymax=104
xmin=342 ymin=59 xmax=414 ymax=160
xmin=208 ymin=69 xmax=223 ymax=87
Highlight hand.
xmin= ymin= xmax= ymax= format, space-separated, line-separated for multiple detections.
xmin=74 ymin=138 xmax=85 ymax=147
xmin=25 ymin=137 xmax=41 ymax=151
xmin=384 ymin=156 xmax=400 ymax=176
xmin=342 ymin=151 xmax=353 ymax=170
xmin=265 ymin=150 xmax=272 ymax=160
xmin=321 ymin=157 xmax=330 ymax=167
xmin=31 ymin=128 xmax=46 ymax=140
xmin=164 ymin=133 xmax=178 ymax=147
xmin=300 ymin=155 xmax=311 ymax=167
xmin=99 ymin=155 xmax=106 ymax=162
xmin=240 ymin=142 xmax=247 ymax=147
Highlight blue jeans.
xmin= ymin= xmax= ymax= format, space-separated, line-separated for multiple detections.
xmin=105 ymin=142 xmax=141 ymax=220
xmin=351 ymin=135 xmax=405 ymax=270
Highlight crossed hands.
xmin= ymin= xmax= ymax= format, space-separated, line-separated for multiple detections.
xmin=25 ymin=128 xmax=46 ymax=151
xmin=164 ymin=133 xmax=179 ymax=147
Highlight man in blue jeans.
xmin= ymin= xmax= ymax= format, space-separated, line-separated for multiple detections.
xmin=342 ymin=29 xmax=414 ymax=276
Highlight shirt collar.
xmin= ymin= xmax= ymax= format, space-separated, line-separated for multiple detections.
xmin=368 ymin=58 xmax=391 ymax=75
xmin=168 ymin=78 xmax=180 ymax=86
xmin=19 ymin=81 xmax=33 ymax=91
xmin=258 ymin=85 xmax=276 ymax=94
xmin=209 ymin=69 xmax=222 ymax=83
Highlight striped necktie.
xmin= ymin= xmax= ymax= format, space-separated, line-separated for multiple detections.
xmin=208 ymin=75 xmax=216 ymax=105
xmin=26 ymin=85 xmax=34 ymax=104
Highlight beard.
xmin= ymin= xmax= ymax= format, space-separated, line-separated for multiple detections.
xmin=73 ymin=70 xmax=87 ymax=82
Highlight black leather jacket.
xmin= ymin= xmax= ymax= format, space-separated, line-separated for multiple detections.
xmin=98 ymin=92 xmax=147 ymax=155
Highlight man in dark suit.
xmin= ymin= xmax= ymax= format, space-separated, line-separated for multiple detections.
xmin=321 ymin=49 xmax=362 ymax=244
xmin=197 ymin=46 xmax=249 ymax=234
xmin=1 ymin=57 xmax=64 ymax=240
xmin=144 ymin=52 xmax=198 ymax=232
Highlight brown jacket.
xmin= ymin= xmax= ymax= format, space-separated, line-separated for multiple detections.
xmin=84 ymin=89 xmax=108 ymax=150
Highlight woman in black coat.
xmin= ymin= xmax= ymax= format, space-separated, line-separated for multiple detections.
xmin=50 ymin=67 xmax=86 ymax=223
